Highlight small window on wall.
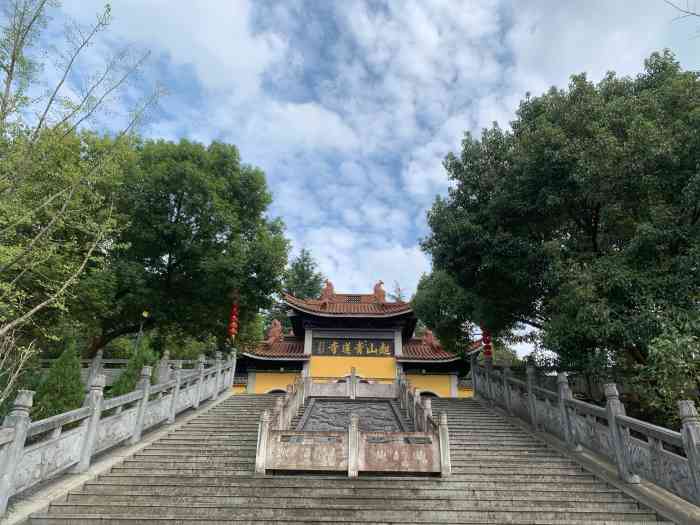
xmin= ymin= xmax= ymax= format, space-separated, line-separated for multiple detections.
xmin=345 ymin=295 xmax=361 ymax=303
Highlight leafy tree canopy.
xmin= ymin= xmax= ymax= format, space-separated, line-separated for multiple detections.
xmin=411 ymin=270 xmax=474 ymax=354
xmin=265 ymin=248 xmax=324 ymax=333
xmin=32 ymin=338 xmax=84 ymax=420
xmin=77 ymin=139 xmax=289 ymax=354
xmin=423 ymin=50 xmax=700 ymax=369
xmin=283 ymin=248 xmax=324 ymax=299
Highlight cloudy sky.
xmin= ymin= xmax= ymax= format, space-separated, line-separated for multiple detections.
xmin=59 ymin=0 xmax=699 ymax=296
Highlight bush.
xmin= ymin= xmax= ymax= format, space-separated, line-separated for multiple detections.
xmin=32 ymin=339 xmax=85 ymax=421
xmin=108 ymin=335 xmax=158 ymax=397
xmin=630 ymin=314 xmax=700 ymax=429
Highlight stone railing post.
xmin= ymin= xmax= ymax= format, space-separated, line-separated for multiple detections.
xmin=255 ymin=409 xmax=270 ymax=475
xmin=86 ymin=349 xmax=103 ymax=392
xmin=679 ymin=400 xmax=700 ymax=504
xmin=303 ymin=376 xmax=312 ymax=403
xmin=413 ymin=389 xmax=422 ymax=429
xmin=502 ymin=366 xmax=513 ymax=415
xmin=213 ymin=351 xmax=223 ymax=398
xmin=348 ymin=413 xmax=359 ymax=479
xmin=438 ymin=411 xmax=451 ymax=477
xmin=167 ymin=362 xmax=183 ymax=424
xmin=526 ymin=365 xmax=539 ymax=429
xmin=423 ymin=397 xmax=433 ymax=423
xmin=604 ymin=383 xmax=640 ymax=484
xmin=156 ymin=350 xmax=171 ymax=385
xmin=73 ymin=374 xmax=105 ymax=473
xmin=484 ymin=362 xmax=493 ymax=406
xmin=470 ymin=353 xmax=479 ymax=399
xmin=227 ymin=350 xmax=237 ymax=389
xmin=348 ymin=367 xmax=357 ymax=399
xmin=129 ymin=366 xmax=152 ymax=445
xmin=274 ymin=396 xmax=284 ymax=429
xmin=557 ymin=373 xmax=580 ymax=451
xmin=492 ymin=370 xmax=502 ymax=407
xmin=0 ymin=390 xmax=33 ymax=515
xmin=194 ymin=354 xmax=206 ymax=408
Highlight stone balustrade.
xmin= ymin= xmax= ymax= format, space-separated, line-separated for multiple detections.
xmin=0 ymin=351 xmax=237 ymax=516
xmin=258 ymin=372 xmax=451 ymax=478
xmin=470 ymin=354 xmax=700 ymax=506
xmin=40 ymin=350 xmax=220 ymax=390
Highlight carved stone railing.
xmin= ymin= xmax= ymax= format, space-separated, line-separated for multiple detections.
xmin=0 ymin=351 xmax=237 ymax=516
xmin=40 ymin=350 xmax=219 ymax=390
xmin=307 ymin=369 xmax=397 ymax=400
xmin=471 ymin=355 xmax=700 ymax=506
xmin=257 ymin=373 xmax=451 ymax=478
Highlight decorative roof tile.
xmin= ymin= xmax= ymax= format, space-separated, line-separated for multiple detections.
xmin=283 ymin=293 xmax=412 ymax=317
xmin=399 ymin=339 xmax=460 ymax=362
xmin=243 ymin=337 xmax=306 ymax=360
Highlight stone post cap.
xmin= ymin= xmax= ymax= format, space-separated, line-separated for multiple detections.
xmin=423 ymin=396 xmax=432 ymax=409
xmin=678 ymin=400 xmax=698 ymax=421
xmin=526 ymin=364 xmax=535 ymax=376
xmin=556 ymin=372 xmax=568 ymax=384
xmin=140 ymin=365 xmax=153 ymax=377
xmin=604 ymin=383 xmax=620 ymax=399
xmin=261 ymin=409 xmax=270 ymax=422
xmin=12 ymin=389 xmax=34 ymax=411
xmin=439 ymin=411 xmax=448 ymax=425
xmin=350 ymin=412 xmax=359 ymax=428
xmin=197 ymin=354 xmax=206 ymax=363
xmin=90 ymin=374 xmax=106 ymax=390
xmin=95 ymin=349 xmax=103 ymax=358
xmin=162 ymin=350 xmax=170 ymax=360
xmin=215 ymin=351 xmax=222 ymax=360
xmin=174 ymin=360 xmax=183 ymax=369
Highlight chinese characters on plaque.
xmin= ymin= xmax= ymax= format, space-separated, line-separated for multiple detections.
xmin=312 ymin=338 xmax=394 ymax=357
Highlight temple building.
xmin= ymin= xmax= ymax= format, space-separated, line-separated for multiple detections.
xmin=233 ymin=280 xmax=474 ymax=397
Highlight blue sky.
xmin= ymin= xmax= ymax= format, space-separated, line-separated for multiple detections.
xmin=59 ymin=0 xmax=700 ymax=297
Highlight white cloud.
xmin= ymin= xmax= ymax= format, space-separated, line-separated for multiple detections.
xmin=53 ymin=0 xmax=700 ymax=307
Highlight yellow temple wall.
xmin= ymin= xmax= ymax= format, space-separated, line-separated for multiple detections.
xmin=309 ymin=356 xmax=396 ymax=381
xmin=405 ymin=374 xmax=452 ymax=397
xmin=231 ymin=385 xmax=246 ymax=395
xmin=458 ymin=386 xmax=474 ymax=398
xmin=252 ymin=372 xmax=300 ymax=394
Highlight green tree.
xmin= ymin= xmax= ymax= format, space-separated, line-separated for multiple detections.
xmin=283 ymin=249 xmax=324 ymax=298
xmin=630 ymin=313 xmax=700 ymax=428
xmin=32 ymin=339 xmax=84 ymax=420
xmin=411 ymin=271 xmax=474 ymax=354
xmin=79 ymin=139 xmax=289 ymax=355
xmin=0 ymin=0 xmax=155 ymax=406
xmin=265 ymin=248 xmax=324 ymax=332
xmin=109 ymin=335 xmax=159 ymax=397
xmin=423 ymin=51 xmax=700 ymax=376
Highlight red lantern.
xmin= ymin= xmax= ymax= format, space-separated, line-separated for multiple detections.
xmin=227 ymin=302 xmax=239 ymax=338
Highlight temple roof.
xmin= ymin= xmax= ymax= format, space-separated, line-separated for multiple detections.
xmin=241 ymin=336 xmax=306 ymax=361
xmin=283 ymin=292 xmax=413 ymax=318
xmin=242 ymin=335 xmax=482 ymax=363
xmin=398 ymin=338 xmax=460 ymax=362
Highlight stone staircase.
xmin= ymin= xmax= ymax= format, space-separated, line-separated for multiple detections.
xmin=29 ymin=395 xmax=672 ymax=524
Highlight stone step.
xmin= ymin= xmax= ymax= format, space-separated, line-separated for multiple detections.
xmin=30 ymin=517 xmax=672 ymax=525
xmin=108 ymin=468 xmax=598 ymax=483
xmin=81 ymin=483 xmax=632 ymax=500
xmin=64 ymin=493 xmax=646 ymax=512
xmin=39 ymin=503 xmax=661 ymax=522
xmin=95 ymin=474 xmax=611 ymax=491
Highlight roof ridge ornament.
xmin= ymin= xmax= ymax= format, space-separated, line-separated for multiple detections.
xmin=422 ymin=329 xmax=441 ymax=350
xmin=265 ymin=319 xmax=284 ymax=345
xmin=373 ymin=280 xmax=386 ymax=304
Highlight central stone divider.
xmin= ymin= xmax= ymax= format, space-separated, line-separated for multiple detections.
xmin=255 ymin=370 xmax=451 ymax=477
